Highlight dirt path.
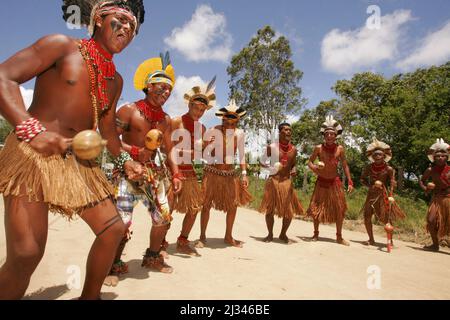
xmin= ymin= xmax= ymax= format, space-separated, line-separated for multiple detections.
xmin=0 ymin=199 xmax=449 ymax=300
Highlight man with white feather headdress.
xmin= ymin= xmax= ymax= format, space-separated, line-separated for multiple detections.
xmin=306 ymin=115 xmax=354 ymax=246
xmin=419 ymin=138 xmax=450 ymax=252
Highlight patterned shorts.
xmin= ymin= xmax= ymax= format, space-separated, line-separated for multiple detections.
xmin=115 ymin=176 xmax=172 ymax=227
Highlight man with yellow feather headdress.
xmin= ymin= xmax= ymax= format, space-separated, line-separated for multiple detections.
xmin=105 ymin=52 xmax=183 ymax=282
xmin=360 ymin=138 xmax=406 ymax=246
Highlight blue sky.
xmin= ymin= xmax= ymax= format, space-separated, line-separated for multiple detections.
xmin=1 ymin=0 xmax=449 ymax=127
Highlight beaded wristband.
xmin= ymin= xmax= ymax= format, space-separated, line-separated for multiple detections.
xmin=130 ymin=145 xmax=140 ymax=161
xmin=114 ymin=151 xmax=133 ymax=172
xmin=15 ymin=118 xmax=47 ymax=143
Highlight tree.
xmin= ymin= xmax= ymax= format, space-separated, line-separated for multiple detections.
xmin=227 ymin=25 xmax=306 ymax=136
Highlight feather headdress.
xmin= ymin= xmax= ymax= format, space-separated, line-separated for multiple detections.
xmin=133 ymin=52 xmax=175 ymax=91
xmin=62 ymin=0 xmax=145 ymax=36
xmin=366 ymin=138 xmax=392 ymax=163
xmin=428 ymin=138 xmax=450 ymax=163
xmin=183 ymin=76 xmax=217 ymax=110
xmin=215 ymin=99 xmax=247 ymax=120
xmin=320 ymin=115 xmax=343 ymax=137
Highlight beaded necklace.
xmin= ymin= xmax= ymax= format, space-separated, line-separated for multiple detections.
xmin=79 ymin=38 xmax=116 ymax=129
xmin=136 ymin=99 xmax=166 ymax=129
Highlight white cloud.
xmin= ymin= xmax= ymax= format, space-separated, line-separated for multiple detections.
xmin=396 ymin=20 xmax=450 ymax=70
xmin=321 ymin=10 xmax=413 ymax=75
xmin=164 ymin=4 xmax=233 ymax=63
xmin=20 ymin=86 xmax=34 ymax=109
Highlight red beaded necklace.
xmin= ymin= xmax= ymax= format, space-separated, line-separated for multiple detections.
xmin=279 ymin=141 xmax=294 ymax=166
xmin=79 ymin=39 xmax=116 ymax=126
xmin=433 ymin=164 xmax=450 ymax=187
xmin=182 ymin=114 xmax=196 ymax=147
xmin=136 ymin=99 xmax=166 ymax=129
xmin=322 ymin=143 xmax=337 ymax=154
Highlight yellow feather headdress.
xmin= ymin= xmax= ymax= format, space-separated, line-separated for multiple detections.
xmin=133 ymin=52 xmax=175 ymax=91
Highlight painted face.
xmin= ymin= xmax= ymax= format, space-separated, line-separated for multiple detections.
xmin=434 ymin=151 xmax=449 ymax=166
xmin=323 ymin=130 xmax=337 ymax=144
xmin=372 ymin=150 xmax=386 ymax=163
xmin=223 ymin=114 xmax=239 ymax=128
xmin=146 ymin=83 xmax=173 ymax=107
xmin=97 ymin=11 xmax=136 ymax=53
xmin=279 ymin=126 xmax=292 ymax=142
xmin=188 ymin=100 xmax=208 ymax=121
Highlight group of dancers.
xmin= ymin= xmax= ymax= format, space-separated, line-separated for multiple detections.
xmin=0 ymin=1 xmax=448 ymax=300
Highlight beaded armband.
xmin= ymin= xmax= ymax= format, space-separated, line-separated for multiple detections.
xmin=114 ymin=151 xmax=133 ymax=172
xmin=15 ymin=118 xmax=47 ymax=143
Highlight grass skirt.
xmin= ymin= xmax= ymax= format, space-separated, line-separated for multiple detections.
xmin=427 ymin=195 xmax=450 ymax=238
xmin=0 ymin=134 xmax=113 ymax=218
xmin=202 ymin=166 xmax=252 ymax=213
xmin=259 ymin=177 xmax=304 ymax=219
xmin=362 ymin=187 xmax=406 ymax=223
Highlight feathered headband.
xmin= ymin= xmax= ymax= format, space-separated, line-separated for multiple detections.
xmin=62 ymin=0 xmax=145 ymax=36
xmin=215 ymin=99 xmax=247 ymax=120
xmin=134 ymin=52 xmax=176 ymax=91
xmin=366 ymin=138 xmax=392 ymax=163
xmin=428 ymin=138 xmax=450 ymax=163
xmin=184 ymin=76 xmax=217 ymax=110
xmin=320 ymin=115 xmax=343 ymax=137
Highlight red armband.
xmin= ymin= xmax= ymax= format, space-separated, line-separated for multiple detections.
xmin=130 ymin=145 xmax=140 ymax=161
xmin=15 ymin=118 xmax=47 ymax=143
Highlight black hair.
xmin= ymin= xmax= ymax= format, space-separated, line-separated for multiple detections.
xmin=278 ymin=123 xmax=291 ymax=131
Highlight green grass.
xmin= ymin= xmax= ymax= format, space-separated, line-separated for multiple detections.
xmin=246 ymin=177 xmax=431 ymax=244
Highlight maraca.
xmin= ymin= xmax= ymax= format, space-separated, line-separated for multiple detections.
xmin=374 ymin=180 xmax=383 ymax=189
xmin=145 ymin=129 xmax=163 ymax=151
xmin=427 ymin=182 xmax=436 ymax=190
xmin=317 ymin=161 xmax=325 ymax=170
xmin=72 ymin=130 xmax=107 ymax=160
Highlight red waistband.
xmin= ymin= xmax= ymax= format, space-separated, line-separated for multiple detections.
xmin=317 ymin=176 xmax=341 ymax=188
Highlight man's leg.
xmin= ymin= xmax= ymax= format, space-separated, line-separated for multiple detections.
xmin=177 ymin=213 xmax=199 ymax=255
xmin=80 ymin=199 xmax=126 ymax=300
xmin=336 ymin=217 xmax=350 ymax=246
xmin=424 ymin=210 xmax=440 ymax=251
xmin=0 ymin=195 xmax=48 ymax=300
xmin=312 ymin=218 xmax=320 ymax=241
xmin=279 ymin=217 xmax=292 ymax=244
xmin=198 ymin=204 xmax=211 ymax=245
xmin=264 ymin=213 xmax=274 ymax=242
xmin=224 ymin=206 xmax=243 ymax=248
xmin=364 ymin=212 xmax=375 ymax=245
xmin=142 ymin=224 xmax=173 ymax=273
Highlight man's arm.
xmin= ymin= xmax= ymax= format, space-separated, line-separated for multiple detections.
xmin=360 ymin=165 xmax=370 ymax=187
xmin=419 ymin=168 xmax=432 ymax=192
xmin=340 ymin=147 xmax=354 ymax=193
xmin=307 ymin=146 xmax=320 ymax=175
xmin=0 ymin=34 xmax=74 ymax=125
xmin=161 ymin=116 xmax=182 ymax=193
xmin=388 ymin=167 xmax=396 ymax=195
xmin=99 ymin=74 xmax=143 ymax=180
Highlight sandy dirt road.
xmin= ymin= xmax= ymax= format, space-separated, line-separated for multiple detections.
xmin=0 ymin=199 xmax=449 ymax=300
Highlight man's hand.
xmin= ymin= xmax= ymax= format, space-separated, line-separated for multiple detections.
xmin=29 ymin=131 xmax=71 ymax=157
xmin=172 ymin=177 xmax=183 ymax=194
xmin=138 ymin=147 xmax=154 ymax=163
xmin=124 ymin=160 xmax=144 ymax=181
xmin=347 ymin=184 xmax=354 ymax=194
xmin=242 ymin=175 xmax=249 ymax=189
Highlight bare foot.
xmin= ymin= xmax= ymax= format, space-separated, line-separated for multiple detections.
xmin=195 ymin=238 xmax=207 ymax=248
xmin=177 ymin=241 xmax=201 ymax=256
xmin=224 ymin=238 xmax=244 ymax=248
xmin=423 ymin=244 xmax=439 ymax=252
xmin=263 ymin=235 xmax=273 ymax=243
xmin=160 ymin=250 xmax=169 ymax=259
xmin=142 ymin=255 xmax=173 ymax=274
xmin=337 ymin=238 xmax=350 ymax=246
xmin=103 ymin=275 xmax=119 ymax=287
xmin=363 ymin=240 xmax=375 ymax=246
xmin=279 ymin=235 xmax=293 ymax=244
xmin=311 ymin=235 xmax=319 ymax=242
